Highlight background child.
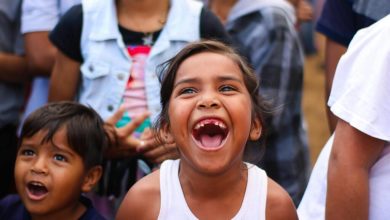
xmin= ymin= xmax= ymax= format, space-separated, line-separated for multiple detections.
xmin=0 ymin=102 xmax=107 ymax=220
xmin=116 ymin=40 xmax=297 ymax=219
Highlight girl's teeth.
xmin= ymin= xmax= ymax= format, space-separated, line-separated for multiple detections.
xmin=195 ymin=120 xmax=226 ymax=130
xmin=195 ymin=123 xmax=203 ymax=130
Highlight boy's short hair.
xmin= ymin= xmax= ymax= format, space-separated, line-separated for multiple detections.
xmin=19 ymin=101 xmax=108 ymax=169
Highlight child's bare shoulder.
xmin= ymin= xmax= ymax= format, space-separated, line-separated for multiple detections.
xmin=116 ymin=169 xmax=161 ymax=220
xmin=266 ymin=178 xmax=298 ymax=220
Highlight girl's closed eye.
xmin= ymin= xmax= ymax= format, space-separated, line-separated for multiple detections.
xmin=219 ymin=85 xmax=237 ymax=93
xmin=179 ymin=87 xmax=197 ymax=95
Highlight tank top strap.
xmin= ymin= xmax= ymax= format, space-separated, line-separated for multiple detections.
xmin=158 ymin=159 xmax=198 ymax=220
xmin=233 ymin=163 xmax=268 ymax=220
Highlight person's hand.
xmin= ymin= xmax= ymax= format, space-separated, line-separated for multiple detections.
xmin=104 ymin=107 xmax=149 ymax=159
xmin=297 ymin=0 xmax=313 ymax=22
xmin=138 ymin=128 xmax=179 ymax=164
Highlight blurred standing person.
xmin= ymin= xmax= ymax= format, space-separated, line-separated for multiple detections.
xmin=299 ymin=15 xmax=390 ymax=220
xmin=205 ymin=0 xmax=310 ymax=205
xmin=0 ymin=0 xmax=28 ymax=199
xmin=316 ymin=0 xmax=390 ymax=132
xmin=20 ymin=0 xmax=80 ymax=132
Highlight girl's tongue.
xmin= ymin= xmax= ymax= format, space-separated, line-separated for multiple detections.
xmin=199 ymin=133 xmax=224 ymax=149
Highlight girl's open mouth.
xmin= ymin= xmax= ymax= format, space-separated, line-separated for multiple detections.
xmin=192 ymin=118 xmax=229 ymax=151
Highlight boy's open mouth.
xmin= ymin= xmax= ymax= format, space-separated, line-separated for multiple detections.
xmin=27 ymin=181 xmax=48 ymax=200
xmin=192 ymin=118 xmax=228 ymax=150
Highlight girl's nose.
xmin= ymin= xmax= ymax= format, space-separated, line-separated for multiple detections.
xmin=197 ymin=93 xmax=221 ymax=109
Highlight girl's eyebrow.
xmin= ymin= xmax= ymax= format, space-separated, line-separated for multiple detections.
xmin=218 ymin=75 xmax=243 ymax=83
xmin=173 ymin=77 xmax=200 ymax=89
xmin=174 ymin=74 xmax=243 ymax=88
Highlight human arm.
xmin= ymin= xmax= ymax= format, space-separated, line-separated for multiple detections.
xmin=315 ymin=0 xmax=367 ymax=132
xmin=48 ymin=5 xmax=83 ymax=101
xmin=116 ymin=170 xmax=161 ymax=220
xmin=48 ymin=50 xmax=80 ymax=101
xmin=266 ymin=178 xmax=298 ymax=220
xmin=324 ymin=38 xmax=347 ymax=132
xmin=21 ymin=0 xmax=60 ymax=77
xmin=287 ymin=0 xmax=313 ymax=23
xmin=296 ymin=0 xmax=313 ymax=23
xmin=0 ymin=52 xmax=29 ymax=83
xmin=23 ymin=32 xmax=56 ymax=77
xmin=22 ymin=0 xmax=81 ymax=76
xmin=326 ymin=119 xmax=385 ymax=220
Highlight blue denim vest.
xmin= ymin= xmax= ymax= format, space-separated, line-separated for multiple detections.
xmin=80 ymin=0 xmax=202 ymax=121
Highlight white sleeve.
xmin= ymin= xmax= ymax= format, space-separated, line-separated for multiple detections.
xmin=21 ymin=0 xmax=60 ymax=33
xmin=328 ymin=15 xmax=390 ymax=141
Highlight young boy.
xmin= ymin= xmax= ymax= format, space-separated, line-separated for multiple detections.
xmin=0 ymin=102 xmax=107 ymax=220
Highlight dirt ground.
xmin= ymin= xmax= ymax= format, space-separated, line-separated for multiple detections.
xmin=302 ymin=34 xmax=331 ymax=166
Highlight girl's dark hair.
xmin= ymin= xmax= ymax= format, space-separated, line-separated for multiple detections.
xmin=155 ymin=40 xmax=270 ymax=160
xmin=19 ymin=101 xmax=108 ymax=169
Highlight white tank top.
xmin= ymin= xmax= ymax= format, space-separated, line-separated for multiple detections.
xmin=158 ymin=159 xmax=268 ymax=220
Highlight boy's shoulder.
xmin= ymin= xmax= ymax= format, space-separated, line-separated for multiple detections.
xmin=266 ymin=178 xmax=298 ymax=220
xmin=116 ymin=169 xmax=161 ymax=220
xmin=0 ymin=194 xmax=30 ymax=219
xmin=0 ymin=195 xmax=106 ymax=220
xmin=79 ymin=196 xmax=106 ymax=220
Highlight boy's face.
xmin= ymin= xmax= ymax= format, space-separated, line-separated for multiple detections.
xmin=15 ymin=128 xmax=89 ymax=217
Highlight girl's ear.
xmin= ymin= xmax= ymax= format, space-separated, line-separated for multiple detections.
xmin=249 ymin=117 xmax=262 ymax=141
xmin=81 ymin=166 xmax=102 ymax=193
xmin=160 ymin=123 xmax=175 ymax=144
